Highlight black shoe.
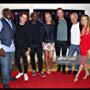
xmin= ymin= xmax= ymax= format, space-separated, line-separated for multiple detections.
xmin=57 ymin=68 xmax=60 ymax=72
xmin=3 ymin=84 xmax=9 ymax=88
xmin=68 ymin=70 xmax=72 ymax=74
xmin=10 ymin=77 xmax=17 ymax=81
xmin=73 ymin=70 xmax=78 ymax=75
xmin=62 ymin=65 xmax=66 ymax=74
xmin=39 ymin=71 xmax=46 ymax=77
xmin=57 ymin=65 xmax=61 ymax=72
xmin=0 ymin=77 xmax=2 ymax=83
xmin=62 ymin=70 xmax=66 ymax=74
xmin=32 ymin=70 xmax=36 ymax=76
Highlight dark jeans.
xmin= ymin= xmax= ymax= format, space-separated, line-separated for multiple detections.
xmin=30 ymin=46 xmax=43 ymax=72
xmin=68 ymin=44 xmax=81 ymax=71
xmin=0 ymin=63 xmax=1 ymax=75
xmin=0 ymin=52 xmax=14 ymax=85
xmin=15 ymin=49 xmax=28 ymax=73
xmin=0 ymin=64 xmax=2 ymax=82
xmin=55 ymin=41 xmax=68 ymax=71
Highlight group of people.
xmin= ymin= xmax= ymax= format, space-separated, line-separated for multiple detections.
xmin=0 ymin=7 xmax=90 ymax=88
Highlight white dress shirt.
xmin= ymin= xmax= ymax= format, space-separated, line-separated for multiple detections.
xmin=71 ymin=22 xmax=80 ymax=45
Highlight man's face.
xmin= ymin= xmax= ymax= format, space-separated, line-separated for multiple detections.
xmin=57 ymin=10 xmax=64 ymax=19
xmin=4 ymin=10 xmax=11 ymax=20
xmin=31 ymin=14 xmax=38 ymax=22
xmin=70 ymin=15 xmax=78 ymax=24
xmin=20 ymin=14 xmax=28 ymax=25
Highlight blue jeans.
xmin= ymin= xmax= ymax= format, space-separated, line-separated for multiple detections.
xmin=68 ymin=44 xmax=81 ymax=71
xmin=0 ymin=52 xmax=14 ymax=85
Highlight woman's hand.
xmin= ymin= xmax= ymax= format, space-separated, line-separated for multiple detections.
xmin=81 ymin=31 xmax=85 ymax=36
xmin=42 ymin=42 xmax=46 ymax=47
xmin=25 ymin=48 xmax=31 ymax=56
xmin=87 ymin=50 xmax=90 ymax=56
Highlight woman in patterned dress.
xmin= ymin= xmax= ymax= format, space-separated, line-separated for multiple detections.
xmin=42 ymin=12 xmax=56 ymax=74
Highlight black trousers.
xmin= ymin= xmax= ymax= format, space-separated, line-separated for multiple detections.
xmin=55 ymin=41 xmax=68 ymax=71
xmin=15 ymin=49 xmax=28 ymax=73
xmin=30 ymin=46 xmax=43 ymax=72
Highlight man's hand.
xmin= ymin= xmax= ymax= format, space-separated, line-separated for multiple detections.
xmin=28 ymin=48 xmax=31 ymax=52
xmin=0 ymin=48 xmax=6 ymax=57
xmin=25 ymin=51 xmax=30 ymax=56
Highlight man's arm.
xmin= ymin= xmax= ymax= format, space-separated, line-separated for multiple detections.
xmin=0 ymin=20 xmax=6 ymax=57
xmin=0 ymin=20 xmax=3 ymax=49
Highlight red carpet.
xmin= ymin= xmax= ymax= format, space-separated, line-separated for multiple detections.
xmin=0 ymin=71 xmax=90 ymax=88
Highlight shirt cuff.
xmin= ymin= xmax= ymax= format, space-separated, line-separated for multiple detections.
xmin=0 ymin=44 xmax=2 ymax=49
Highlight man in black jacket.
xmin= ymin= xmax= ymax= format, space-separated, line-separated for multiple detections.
xmin=27 ymin=12 xmax=45 ymax=77
xmin=15 ymin=12 xmax=29 ymax=81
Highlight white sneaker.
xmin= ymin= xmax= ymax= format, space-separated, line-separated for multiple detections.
xmin=24 ymin=73 xmax=29 ymax=81
xmin=16 ymin=72 xmax=23 ymax=79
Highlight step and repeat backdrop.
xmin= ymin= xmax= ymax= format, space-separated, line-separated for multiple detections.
xmin=10 ymin=9 xmax=85 ymax=63
xmin=11 ymin=9 xmax=85 ymax=24
xmin=11 ymin=9 xmax=29 ymax=24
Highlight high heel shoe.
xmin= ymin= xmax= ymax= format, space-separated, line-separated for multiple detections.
xmin=47 ymin=68 xmax=51 ymax=74
xmin=74 ymin=76 xmax=78 ymax=82
xmin=83 ymin=73 xmax=89 ymax=79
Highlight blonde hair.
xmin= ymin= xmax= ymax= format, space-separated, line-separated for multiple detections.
xmin=44 ymin=12 xmax=54 ymax=24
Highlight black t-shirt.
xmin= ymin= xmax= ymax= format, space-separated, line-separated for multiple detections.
xmin=14 ymin=23 xmax=28 ymax=50
xmin=27 ymin=20 xmax=44 ymax=47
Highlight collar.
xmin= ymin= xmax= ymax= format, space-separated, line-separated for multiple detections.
xmin=4 ymin=17 xmax=11 ymax=23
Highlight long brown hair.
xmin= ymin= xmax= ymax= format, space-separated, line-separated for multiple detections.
xmin=81 ymin=14 xmax=90 ymax=33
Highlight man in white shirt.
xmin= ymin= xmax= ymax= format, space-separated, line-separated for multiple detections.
xmin=68 ymin=13 xmax=81 ymax=75
xmin=0 ymin=8 xmax=16 ymax=88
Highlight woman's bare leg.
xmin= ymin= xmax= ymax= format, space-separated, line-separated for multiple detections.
xmin=44 ymin=50 xmax=50 ymax=74
xmin=49 ymin=50 xmax=54 ymax=68
xmin=74 ymin=64 xmax=84 ymax=82
xmin=83 ymin=63 xmax=89 ymax=79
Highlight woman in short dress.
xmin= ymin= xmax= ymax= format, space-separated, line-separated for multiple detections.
xmin=74 ymin=14 xmax=90 ymax=82
xmin=42 ymin=12 xmax=56 ymax=74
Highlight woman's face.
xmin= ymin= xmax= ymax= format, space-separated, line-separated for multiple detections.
xmin=45 ymin=14 xmax=52 ymax=23
xmin=81 ymin=16 xmax=88 ymax=26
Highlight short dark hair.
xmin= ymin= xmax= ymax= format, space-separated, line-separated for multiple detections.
xmin=20 ymin=11 xmax=29 ymax=18
xmin=56 ymin=8 xmax=64 ymax=12
xmin=2 ymin=8 xmax=11 ymax=16
xmin=31 ymin=12 xmax=37 ymax=18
